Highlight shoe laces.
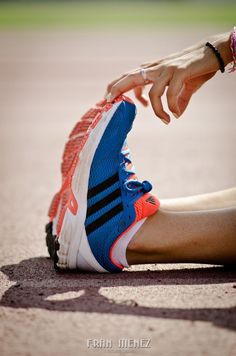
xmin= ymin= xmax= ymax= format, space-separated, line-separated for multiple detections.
xmin=124 ymin=177 xmax=152 ymax=194
xmin=120 ymin=145 xmax=152 ymax=195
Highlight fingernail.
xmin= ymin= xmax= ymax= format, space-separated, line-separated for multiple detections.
xmin=105 ymin=93 xmax=112 ymax=102
xmin=105 ymin=93 xmax=111 ymax=102
xmin=161 ymin=118 xmax=170 ymax=125
xmin=173 ymin=112 xmax=179 ymax=119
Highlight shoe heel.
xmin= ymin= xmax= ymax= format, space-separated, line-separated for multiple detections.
xmin=45 ymin=222 xmax=61 ymax=270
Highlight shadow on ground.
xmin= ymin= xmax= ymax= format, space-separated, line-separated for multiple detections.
xmin=1 ymin=257 xmax=236 ymax=331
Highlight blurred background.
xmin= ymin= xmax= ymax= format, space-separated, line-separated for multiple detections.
xmin=0 ymin=2 xmax=236 ymax=356
xmin=0 ymin=0 xmax=235 ymax=29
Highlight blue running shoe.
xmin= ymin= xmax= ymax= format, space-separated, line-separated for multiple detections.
xmin=46 ymin=96 xmax=159 ymax=272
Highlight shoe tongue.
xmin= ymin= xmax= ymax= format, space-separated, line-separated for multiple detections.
xmin=121 ymin=140 xmax=129 ymax=154
xmin=120 ymin=146 xmax=137 ymax=181
xmin=134 ymin=193 xmax=160 ymax=221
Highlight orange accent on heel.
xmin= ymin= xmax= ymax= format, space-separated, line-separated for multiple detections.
xmin=134 ymin=193 xmax=160 ymax=221
xmin=109 ymin=193 xmax=160 ymax=269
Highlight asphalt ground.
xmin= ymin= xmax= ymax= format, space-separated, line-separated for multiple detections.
xmin=0 ymin=28 xmax=235 ymax=356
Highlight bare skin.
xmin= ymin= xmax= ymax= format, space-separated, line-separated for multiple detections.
xmin=160 ymin=187 xmax=236 ymax=212
xmin=126 ymin=188 xmax=236 ymax=266
xmin=106 ymin=30 xmax=236 ymax=267
xmin=106 ymin=32 xmax=233 ymax=124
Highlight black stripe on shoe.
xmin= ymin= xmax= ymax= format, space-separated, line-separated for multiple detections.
xmin=86 ymin=202 xmax=123 ymax=235
xmin=87 ymin=172 xmax=119 ymax=199
xmin=87 ymin=187 xmax=121 ymax=217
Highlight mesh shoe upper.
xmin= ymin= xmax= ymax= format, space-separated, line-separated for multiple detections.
xmin=84 ymin=99 xmax=159 ymax=272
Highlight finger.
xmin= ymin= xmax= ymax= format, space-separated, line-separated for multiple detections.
xmin=106 ymin=74 xmax=127 ymax=97
xmin=134 ymin=86 xmax=149 ymax=107
xmin=140 ymin=61 xmax=155 ymax=68
xmin=141 ymin=60 xmax=159 ymax=69
xmin=176 ymin=73 xmax=214 ymax=116
xmin=148 ymin=78 xmax=171 ymax=124
xmin=177 ymin=85 xmax=194 ymax=116
xmin=105 ymin=66 xmax=144 ymax=98
xmin=108 ymin=72 xmax=148 ymax=102
xmin=166 ymin=75 xmax=184 ymax=118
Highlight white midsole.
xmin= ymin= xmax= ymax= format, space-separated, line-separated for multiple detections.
xmin=55 ymin=101 xmax=122 ymax=271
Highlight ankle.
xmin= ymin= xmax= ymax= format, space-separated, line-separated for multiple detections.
xmin=125 ymin=210 xmax=175 ymax=265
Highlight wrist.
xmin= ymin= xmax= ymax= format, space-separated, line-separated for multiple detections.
xmin=213 ymin=33 xmax=233 ymax=67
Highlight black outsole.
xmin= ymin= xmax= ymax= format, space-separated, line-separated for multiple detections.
xmin=45 ymin=222 xmax=60 ymax=270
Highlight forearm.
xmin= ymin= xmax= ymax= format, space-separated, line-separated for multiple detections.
xmin=144 ymin=32 xmax=232 ymax=69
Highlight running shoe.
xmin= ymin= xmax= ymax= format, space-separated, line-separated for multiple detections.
xmin=45 ymin=96 xmax=160 ymax=272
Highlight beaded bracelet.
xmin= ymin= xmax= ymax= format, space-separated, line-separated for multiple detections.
xmin=206 ymin=42 xmax=225 ymax=73
xmin=229 ymin=27 xmax=236 ymax=72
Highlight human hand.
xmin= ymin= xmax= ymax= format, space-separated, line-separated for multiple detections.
xmin=106 ymin=33 xmax=232 ymax=125
xmin=106 ymin=44 xmax=203 ymax=109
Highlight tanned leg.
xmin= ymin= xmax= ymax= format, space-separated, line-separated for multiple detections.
xmin=127 ymin=189 xmax=236 ymax=266
xmin=160 ymin=187 xmax=236 ymax=212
